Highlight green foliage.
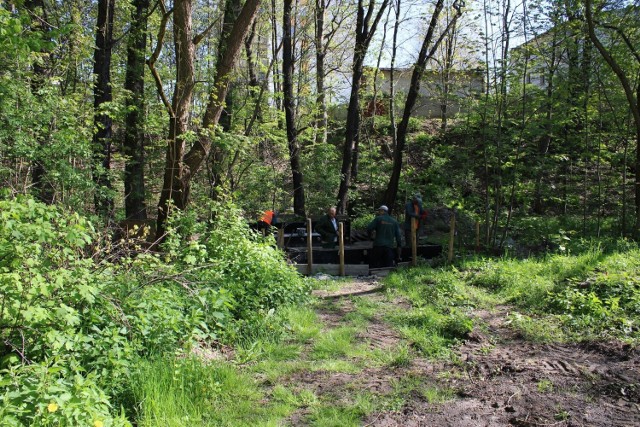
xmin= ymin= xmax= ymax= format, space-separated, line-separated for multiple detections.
xmin=0 ymin=360 xmax=130 ymax=427
xmin=131 ymin=357 xmax=282 ymax=427
xmin=0 ymin=197 xmax=312 ymax=424
xmin=464 ymin=246 xmax=640 ymax=341
xmin=160 ymin=200 xmax=311 ymax=342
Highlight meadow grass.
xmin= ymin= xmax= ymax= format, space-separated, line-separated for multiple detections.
xmin=131 ymin=242 xmax=640 ymax=426
xmin=131 ymin=356 xmax=293 ymax=427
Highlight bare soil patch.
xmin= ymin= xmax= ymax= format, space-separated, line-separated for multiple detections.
xmin=290 ymin=280 xmax=640 ymax=426
xmin=369 ymin=307 xmax=640 ymax=426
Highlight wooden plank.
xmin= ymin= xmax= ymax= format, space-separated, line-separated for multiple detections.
xmin=306 ymin=218 xmax=313 ymax=275
xmin=448 ymin=213 xmax=456 ymax=262
xmin=411 ymin=217 xmax=418 ymax=266
xmin=295 ymin=264 xmax=370 ymax=276
xmin=338 ymin=222 xmax=345 ymax=276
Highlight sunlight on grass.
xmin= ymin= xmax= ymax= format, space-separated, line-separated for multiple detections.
xmin=131 ymin=356 xmax=292 ymax=427
xmin=306 ymin=392 xmax=374 ymax=427
xmin=312 ymin=326 xmax=357 ymax=360
xmin=370 ymin=343 xmax=412 ymax=368
xmin=398 ymin=326 xmax=454 ymax=359
xmin=282 ymin=305 xmax=322 ymax=343
xmin=251 ymin=359 xmax=310 ymax=384
xmin=421 ymin=384 xmax=456 ymax=403
xmin=506 ymin=312 xmax=567 ymax=343
xmin=271 ymin=384 xmax=319 ymax=408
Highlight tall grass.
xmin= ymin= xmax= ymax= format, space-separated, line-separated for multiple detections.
xmin=130 ymin=357 xmax=294 ymax=427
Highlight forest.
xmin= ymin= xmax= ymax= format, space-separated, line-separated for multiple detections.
xmin=0 ymin=0 xmax=639 ymax=425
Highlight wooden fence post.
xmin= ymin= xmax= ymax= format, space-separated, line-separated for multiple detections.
xmin=338 ymin=222 xmax=345 ymax=276
xmin=277 ymin=225 xmax=284 ymax=248
xmin=411 ymin=217 xmax=418 ymax=266
xmin=448 ymin=212 xmax=456 ymax=263
xmin=307 ymin=218 xmax=313 ymax=275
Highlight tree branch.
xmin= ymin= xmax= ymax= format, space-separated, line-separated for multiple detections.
xmin=146 ymin=2 xmax=174 ymax=116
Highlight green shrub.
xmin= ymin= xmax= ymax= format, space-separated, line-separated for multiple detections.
xmin=0 ymin=197 xmax=311 ymax=424
xmin=161 ymin=200 xmax=311 ymax=341
xmin=0 ymin=360 xmax=130 ymax=427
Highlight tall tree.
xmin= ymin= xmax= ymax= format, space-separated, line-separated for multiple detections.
xmin=154 ymin=0 xmax=262 ymax=239
xmin=123 ymin=0 xmax=149 ymax=220
xmin=336 ymin=0 xmax=389 ymax=214
xmin=283 ymin=0 xmax=306 ymax=215
xmin=209 ymin=0 xmax=242 ymax=200
xmin=382 ymin=0 xmax=463 ymax=210
xmin=26 ymin=0 xmax=55 ymax=204
xmin=584 ymin=0 xmax=640 ymax=237
xmin=92 ymin=0 xmax=116 ymax=219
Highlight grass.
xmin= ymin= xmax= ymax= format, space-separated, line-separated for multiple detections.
xmin=131 ymin=357 xmax=293 ymax=427
xmin=311 ymin=326 xmax=357 ymax=359
xmin=130 ymin=240 xmax=640 ymax=426
xmin=370 ymin=344 xmax=413 ymax=368
xmin=305 ymin=392 xmax=375 ymax=427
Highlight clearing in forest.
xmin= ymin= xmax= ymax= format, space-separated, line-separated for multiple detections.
xmin=258 ymin=278 xmax=640 ymax=427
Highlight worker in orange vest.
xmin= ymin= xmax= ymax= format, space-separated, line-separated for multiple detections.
xmin=258 ymin=209 xmax=277 ymax=234
xmin=404 ymin=193 xmax=427 ymax=247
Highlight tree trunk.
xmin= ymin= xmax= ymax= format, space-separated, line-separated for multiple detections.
xmin=271 ymin=0 xmax=282 ymax=112
xmin=123 ymin=0 xmax=149 ymax=220
xmin=389 ymin=0 xmax=401 ymax=151
xmin=585 ymin=0 xmax=640 ymax=238
xmin=209 ymin=0 xmax=243 ymax=199
xmin=439 ymin=15 xmax=457 ymax=131
xmin=156 ymin=0 xmax=196 ymax=237
xmin=283 ymin=0 xmax=305 ymax=215
xmin=92 ymin=0 xmax=116 ymax=219
xmin=218 ymin=0 xmax=243 ymax=132
xmin=336 ymin=0 xmax=389 ymax=214
xmin=155 ymin=0 xmax=262 ymax=239
xmin=314 ymin=0 xmax=328 ymax=145
xmin=383 ymin=0 xmax=461 ymax=210
xmin=26 ymin=0 xmax=55 ymax=205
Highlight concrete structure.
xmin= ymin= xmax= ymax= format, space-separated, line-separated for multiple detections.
xmin=375 ymin=67 xmax=484 ymax=119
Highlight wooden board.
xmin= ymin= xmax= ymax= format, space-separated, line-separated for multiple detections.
xmin=295 ymin=264 xmax=370 ymax=276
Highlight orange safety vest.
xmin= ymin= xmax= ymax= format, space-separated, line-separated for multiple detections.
xmin=260 ymin=210 xmax=274 ymax=225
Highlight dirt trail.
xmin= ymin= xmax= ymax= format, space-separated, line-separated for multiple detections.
xmin=294 ymin=279 xmax=640 ymax=426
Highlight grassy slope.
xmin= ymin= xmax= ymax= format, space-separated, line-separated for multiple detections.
xmin=131 ymin=245 xmax=640 ymax=426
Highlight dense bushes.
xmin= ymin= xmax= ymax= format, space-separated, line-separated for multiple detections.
xmin=0 ymin=197 xmax=309 ymax=425
xmin=466 ymin=245 xmax=640 ymax=341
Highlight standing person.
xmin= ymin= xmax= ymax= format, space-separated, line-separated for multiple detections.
xmin=258 ymin=209 xmax=277 ymax=234
xmin=367 ymin=205 xmax=402 ymax=268
xmin=315 ymin=207 xmax=339 ymax=248
xmin=404 ymin=193 xmax=427 ymax=247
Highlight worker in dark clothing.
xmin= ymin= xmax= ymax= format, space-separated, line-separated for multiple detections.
xmin=404 ymin=193 xmax=427 ymax=247
xmin=315 ymin=207 xmax=339 ymax=248
xmin=367 ymin=205 xmax=402 ymax=268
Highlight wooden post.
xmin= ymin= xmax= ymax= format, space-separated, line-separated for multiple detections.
xmin=475 ymin=221 xmax=480 ymax=253
xmin=411 ymin=217 xmax=418 ymax=266
xmin=306 ymin=218 xmax=313 ymax=275
xmin=277 ymin=226 xmax=285 ymax=248
xmin=338 ymin=222 xmax=345 ymax=276
xmin=448 ymin=212 xmax=456 ymax=263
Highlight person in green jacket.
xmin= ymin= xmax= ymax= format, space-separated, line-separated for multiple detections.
xmin=366 ymin=205 xmax=402 ymax=268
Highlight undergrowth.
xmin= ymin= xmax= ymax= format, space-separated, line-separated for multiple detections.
xmin=0 ymin=197 xmax=309 ymax=425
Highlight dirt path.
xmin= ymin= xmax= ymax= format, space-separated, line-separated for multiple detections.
xmin=289 ymin=279 xmax=640 ymax=426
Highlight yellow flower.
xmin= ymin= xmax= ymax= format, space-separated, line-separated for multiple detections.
xmin=94 ymin=420 xmax=104 ymax=427
xmin=47 ymin=402 xmax=59 ymax=413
